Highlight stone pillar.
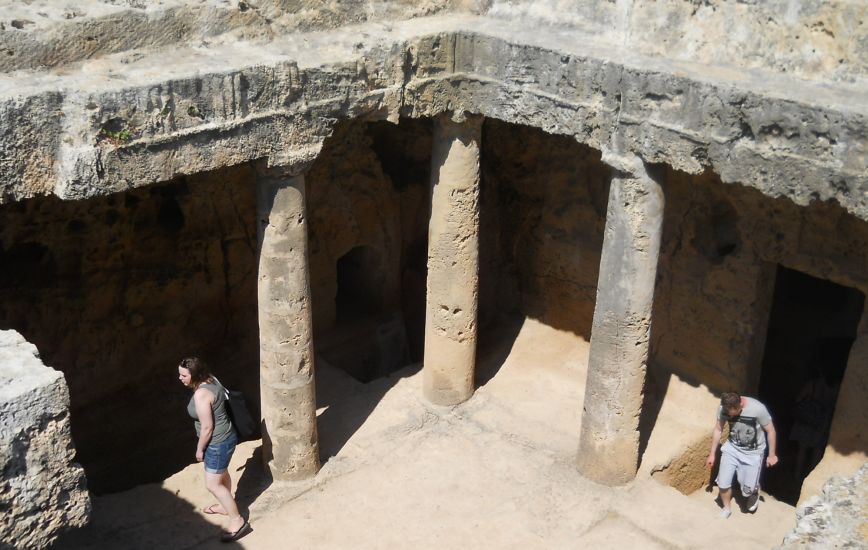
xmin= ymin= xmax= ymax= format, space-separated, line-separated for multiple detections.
xmin=257 ymin=171 xmax=320 ymax=480
xmin=576 ymin=152 xmax=664 ymax=485
xmin=423 ymin=114 xmax=483 ymax=406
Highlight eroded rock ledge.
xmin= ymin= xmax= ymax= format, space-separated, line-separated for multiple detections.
xmin=778 ymin=463 xmax=868 ymax=549
xmin=0 ymin=14 xmax=865 ymax=222
xmin=0 ymin=330 xmax=90 ymax=549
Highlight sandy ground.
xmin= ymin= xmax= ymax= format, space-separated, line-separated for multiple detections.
xmin=55 ymin=319 xmax=796 ymax=549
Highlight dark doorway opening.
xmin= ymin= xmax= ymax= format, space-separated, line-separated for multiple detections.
xmin=757 ymin=265 xmax=864 ymax=505
xmin=320 ymin=245 xmax=411 ymax=383
xmin=335 ymin=245 xmax=384 ymax=323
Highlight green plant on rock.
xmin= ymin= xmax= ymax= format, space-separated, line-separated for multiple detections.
xmin=97 ymin=127 xmax=133 ymax=145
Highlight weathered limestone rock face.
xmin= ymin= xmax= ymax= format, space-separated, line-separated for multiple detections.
xmin=489 ymin=0 xmax=868 ymax=84
xmin=639 ymin=374 xmax=719 ymax=495
xmin=0 ymin=0 xmax=457 ymax=71
xmin=777 ymin=463 xmax=868 ymax=549
xmin=640 ymin=167 xmax=868 ymax=498
xmin=1 ymin=6 xmax=863 ymax=217
xmin=0 ymin=330 xmax=89 ymax=550
xmin=651 ymin=169 xmax=868 ymax=390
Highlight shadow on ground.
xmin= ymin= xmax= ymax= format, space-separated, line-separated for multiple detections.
xmin=53 ymin=441 xmax=270 ymax=550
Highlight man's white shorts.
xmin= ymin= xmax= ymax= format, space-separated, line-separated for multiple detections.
xmin=716 ymin=443 xmax=763 ymax=496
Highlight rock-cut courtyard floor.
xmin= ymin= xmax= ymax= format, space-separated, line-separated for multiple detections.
xmin=56 ymin=319 xmax=796 ymax=549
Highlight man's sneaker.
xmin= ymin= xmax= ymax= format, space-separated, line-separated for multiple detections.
xmin=719 ymin=508 xmax=732 ymax=519
xmin=747 ymin=493 xmax=760 ymax=513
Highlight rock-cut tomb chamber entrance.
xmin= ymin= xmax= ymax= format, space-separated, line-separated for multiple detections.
xmin=2 ymin=2 xmax=868 ymax=547
xmin=757 ymin=266 xmax=864 ymax=504
xmin=4 ymin=114 xmax=867 ymax=498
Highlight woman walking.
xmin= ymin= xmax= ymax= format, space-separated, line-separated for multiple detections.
xmin=178 ymin=357 xmax=251 ymax=542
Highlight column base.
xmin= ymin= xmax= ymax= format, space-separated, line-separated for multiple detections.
xmin=576 ymin=440 xmax=640 ymax=486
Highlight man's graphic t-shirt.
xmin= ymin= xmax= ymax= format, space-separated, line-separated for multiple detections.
xmin=717 ymin=396 xmax=772 ymax=455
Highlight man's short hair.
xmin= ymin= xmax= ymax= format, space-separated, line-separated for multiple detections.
xmin=720 ymin=392 xmax=741 ymax=411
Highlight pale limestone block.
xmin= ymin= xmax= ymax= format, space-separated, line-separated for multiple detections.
xmin=0 ymin=330 xmax=90 ymax=549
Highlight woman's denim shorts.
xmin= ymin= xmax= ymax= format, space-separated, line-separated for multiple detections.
xmin=203 ymin=431 xmax=237 ymax=474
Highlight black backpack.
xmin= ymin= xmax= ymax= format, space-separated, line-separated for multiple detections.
xmin=216 ymin=378 xmax=257 ymax=441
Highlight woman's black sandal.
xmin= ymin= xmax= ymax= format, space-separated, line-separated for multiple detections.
xmin=220 ymin=520 xmax=251 ymax=543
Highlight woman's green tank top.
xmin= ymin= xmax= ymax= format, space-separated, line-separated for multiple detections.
xmin=187 ymin=379 xmax=234 ymax=444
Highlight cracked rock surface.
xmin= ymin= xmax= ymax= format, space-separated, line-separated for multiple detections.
xmin=0 ymin=330 xmax=89 ymax=550
xmin=0 ymin=4 xmax=864 ymax=223
xmin=778 ymin=463 xmax=868 ymax=549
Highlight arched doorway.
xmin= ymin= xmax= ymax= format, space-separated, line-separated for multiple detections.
xmin=757 ymin=265 xmax=864 ymax=504
xmin=319 ymin=245 xmax=410 ymax=383
xmin=335 ymin=245 xmax=385 ymax=323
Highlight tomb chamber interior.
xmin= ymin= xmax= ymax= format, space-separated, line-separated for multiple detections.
xmin=0 ymin=165 xmax=260 ymax=493
xmin=305 ymin=117 xmax=612 ymax=385
xmin=757 ymin=267 xmax=863 ymax=504
xmin=478 ymin=119 xmax=611 ymax=345
xmin=647 ymin=166 xmax=868 ymax=392
xmin=307 ymin=118 xmax=432 ymax=383
xmin=3 ymin=115 xmax=866 ymax=498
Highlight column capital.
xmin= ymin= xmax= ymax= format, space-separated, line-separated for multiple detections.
xmin=254 ymin=156 xmax=314 ymax=179
xmin=600 ymin=148 xmax=647 ymax=178
xmin=437 ymin=110 xmax=484 ymax=128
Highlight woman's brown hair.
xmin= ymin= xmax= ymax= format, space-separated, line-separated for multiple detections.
xmin=179 ymin=356 xmax=212 ymax=386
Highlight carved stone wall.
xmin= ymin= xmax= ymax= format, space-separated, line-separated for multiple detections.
xmin=480 ymin=119 xmax=610 ymax=338
xmin=306 ymin=118 xmax=432 ymax=378
xmin=651 ymin=168 xmax=868 ymax=391
xmin=646 ymin=168 xmax=868 ymax=500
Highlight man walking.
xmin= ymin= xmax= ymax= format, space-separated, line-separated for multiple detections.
xmin=706 ymin=392 xmax=778 ymax=518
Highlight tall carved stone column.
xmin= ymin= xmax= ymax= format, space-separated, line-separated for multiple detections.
xmin=423 ymin=114 xmax=483 ymax=406
xmin=577 ymin=152 xmax=664 ymax=485
xmin=257 ymin=170 xmax=320 ymax=480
